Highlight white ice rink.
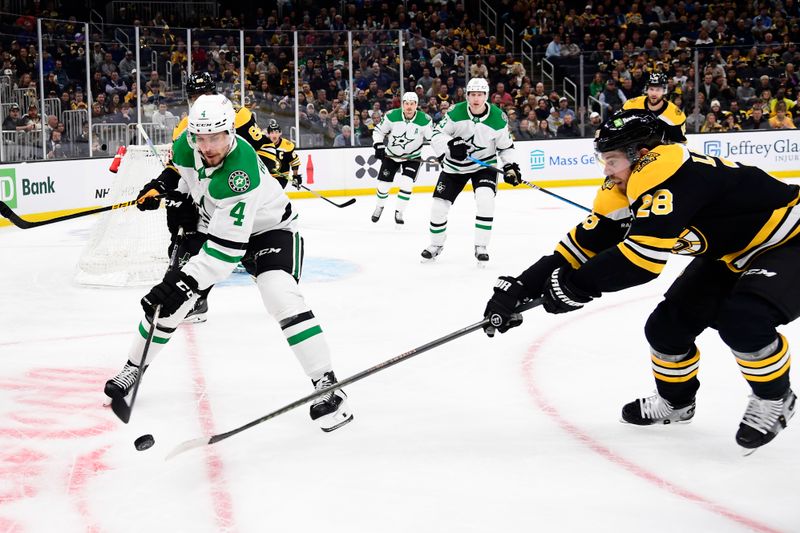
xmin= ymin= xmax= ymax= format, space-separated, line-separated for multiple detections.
xmin=1 ymin=185 xmax=799 ymax=533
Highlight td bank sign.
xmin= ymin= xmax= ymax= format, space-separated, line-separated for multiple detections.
xmin=0 ymin=168 xmax=15 ymax=208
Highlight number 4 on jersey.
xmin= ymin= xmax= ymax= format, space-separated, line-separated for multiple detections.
xmin=230 ymin=201 xmax=246 ymax=226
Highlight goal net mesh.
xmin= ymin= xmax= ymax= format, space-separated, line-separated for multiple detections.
xmin=74 ymin=144 xmax=172 ymax=287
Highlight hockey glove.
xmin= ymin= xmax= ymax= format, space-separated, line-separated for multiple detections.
xmin=503 ymin=162 xmax=522 ymax=186
xmin=136 ymin=178 xmax=168 ymax=211
xmin=291 ymin=173 xmax=303 ymax=189
xmin=165 ymin=191 xmax=200 ymax=235
xmin=542 ymin=267 xmax=594 ymax=314
xmin=447 ymin=137 xmax=469 ymax=161
xmin=373 ymin=143 xmax=386 ymax=161
xmin=141 ymin=270 xmax=199 ymax=318
xmin=483 ymin=276 xmax=527 ymax=337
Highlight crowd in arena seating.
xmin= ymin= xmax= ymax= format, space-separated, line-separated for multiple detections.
xmin=1 ymin=1 xmax=799 ymax=160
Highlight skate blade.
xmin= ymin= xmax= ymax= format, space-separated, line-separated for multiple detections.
xmin=421 ymin=257 xmax=437 ymax=264
xmin=182 ymin=313 xmax=208 ymax=324
xmin=320 ymin=413 xmax=354 ymax=433
xmin=740 ymin=446 xmax=760 ymax=457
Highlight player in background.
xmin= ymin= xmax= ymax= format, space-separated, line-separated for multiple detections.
xmin=623 ymin=72 xmax=687 ymax=143
xmin=371 ymin=92 xmax=433 ymax=225
xmin=483 ymin=110 xmax=796 ymax=453
xmin=421 ymin=77 xmax=521 ymax=266
xmin=265 ymin=119 xmax=303 ymax=190
xmin=137 ymin=72 xmax=279 ymax=321
xmin=106 ymin=95 xmax=353 ymax=432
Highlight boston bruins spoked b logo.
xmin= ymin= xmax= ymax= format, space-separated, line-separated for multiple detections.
xmin=228 ymin=170 xmax=250 ymax=192
xmin=672 ymin=227 xmax=707 ymax=255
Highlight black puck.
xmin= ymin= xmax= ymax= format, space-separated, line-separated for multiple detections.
xmin=134 ymin=434 xmax=155 ymax=451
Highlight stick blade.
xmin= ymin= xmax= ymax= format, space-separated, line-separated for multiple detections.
xmin=165 ymin=437 xmax=210 ymax=460
xmin=338 ymin=198 xmax=356 ymax=207
xmin=110 ymin=396 xmax=132 ymax=423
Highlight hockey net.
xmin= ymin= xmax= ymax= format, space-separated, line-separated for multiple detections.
xmin=74 ymin=144 xmax=172 ymax=287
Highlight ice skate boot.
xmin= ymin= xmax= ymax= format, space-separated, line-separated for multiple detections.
xmin=104 ymin=361 xmax=145 ymax=400
xmin=475 ymin=245 xmax=489 ymax=267
xmin=621 ymin=393 xmax=695 ymax=425
xmin=420 ymin=245 xmax=443 ymax=263
xmin=736 ymin=388 xmax=796 ymax=454
xmin=310 ymin=371 xmax=354 ymax=432
xmin=394 ymin=210 xmax=404 ymax=225
xmin=371 ymin=206 xmax=383 ymax=223
xmin=183 ymin=296 xmax=208 ymax=324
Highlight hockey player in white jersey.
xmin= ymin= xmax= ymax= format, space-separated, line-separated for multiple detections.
xmin=421 ymin=77 xmax=521 ymax=265
xmin=371 ymin=92 xmax=433 ymax=225
xmin=104 ymin=95 xmax=353 ymax=432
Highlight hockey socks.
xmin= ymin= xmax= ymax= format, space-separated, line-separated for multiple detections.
xmin=474 ymin=187 xmax=495 ymax=248
xmin=396 ymin=174 xmax=413 ymax=214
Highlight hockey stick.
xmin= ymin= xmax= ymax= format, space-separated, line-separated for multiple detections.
xmin=111 ymin=227 xmax=185 ymax=424
xmin=299 ymin=185 xmax=356 ymax=208
xmin=137 ymin=123 xmax=166 ymax=166
xmin=166 ymin=297 xmax=543 ymax=459
xmin=466 ymin=155 xmax=591 ymax=213
xmin=0 ymin=198 xmax=153 ymax=229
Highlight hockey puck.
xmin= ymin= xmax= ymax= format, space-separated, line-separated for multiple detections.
xmin=134 ymin=434 xmax=155 ymax=451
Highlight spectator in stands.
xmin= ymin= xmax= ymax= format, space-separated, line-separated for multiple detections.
xmin=556 ymin=113 xmax=581 ymax=138
xmin=46 ymin=130 xmax=66 ymax=159
xmin=545 ymin=34 xmax=562 ymax=59
xmin=516 ymin=119 xmax=534 ymax=140
xmin=599 ymin=79 xmax=625 ymax=115
xmin=115 ymin=102 xmax=135 ymax=125
xmin=333 ymin=125 xmax=359 ymax=147
xmin=699 ymin=72 xmax=720 ymax=102
xmin=100 ymin=52 xmax=117 ymax=79
xmin=560 ymin=34 xmax=580 ymax=58
xmin=118 ymin=50 xmax=136 ymax=84
xmin=2 ymin=104 xmax=26 ymax=131
xmin=700 ymin=111 xmax=724 ymax=133
xmin=352 ymin=114 xmax=371 ymax=145
xmin=620 ymin=77 xmax=638 ymax=100
xmin=51 ymin=59 xmax=70 ymax=92
xmin=585 ymin=111 xmax=603 ymax=137
xmin=492 ymin=82 xmax=514 ymax=108
xmin=721 ymin=112 xmax=742 ymax=132
xmin=546 ymin=106 xmax=563 ymax=134
xmin=44 ymin=114 xmax=58 ymax=138
xmin=769 ymin=101 xmax=796 ymax=129
xmin=556 ymin=96 xmax=576 ymax=120
xmin=23 ymin=105 xmax=41 ymax=132
xmin=146 ymin=71 xmax=167 ymax=95
xmin=105 ymin=71 xmax=128 ymax=98
xmin=152 ymin=103 xmax=176 ymax=129
xmin=533 ymin=119 xmax=554 ymax=139
xmin=737 ymin=77 xmax=756 ymax=106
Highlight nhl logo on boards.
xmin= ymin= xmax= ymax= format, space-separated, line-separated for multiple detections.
xmin=228 ymin=170 xmax=251 ymax=192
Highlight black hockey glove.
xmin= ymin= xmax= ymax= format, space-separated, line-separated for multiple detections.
xmin=503 ymin=162 xmax=522 ymax=186
xmin=483 ymin=276 xmax=527 ymax=337
xmin=373 ymin=143 xmax=386 ymax=161
xmin=447 ymin=137 xmax=468 ymax=161
xmin=165 ymin=191 xmax=200 ymax=235
xmin=291 ymin=173 xmax=303 ymax=189
xmin=136 ymin=178 xmax=167 ymax=211
xmin=141 ymin=270 xmax=199 ymax=318
xmin=542 ymin=267 xmax=594 ymax=314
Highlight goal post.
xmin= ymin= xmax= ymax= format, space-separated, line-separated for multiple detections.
xmin=74 ymin=144 xmax=172 ymax=287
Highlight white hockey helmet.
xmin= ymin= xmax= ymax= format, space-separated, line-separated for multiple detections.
xmin=402 ymin=91 xmax=418 ymax=104
xmin=466 ymin=77 xmax=490 ymax=95
xmin=188 ymin=94 xmax=236 ymax=136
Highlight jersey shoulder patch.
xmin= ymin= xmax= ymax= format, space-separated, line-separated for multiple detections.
xmin=172 ymin=116 xmax=188 ymax=141
xmin=659 ymin=102 xmax=686 ymax=125
xmin=627 ymin=143 xmax=689 ymax=201
xmin=447 ymin=101 xmax=470 ymax=122
xmin=622 ymin=96 xmax=646 ymax=110
xmin=279 ymin=138 xmax=296 ymax=151
xmin=593 ymin=182 xmax=631 ymax=220
xmin=208 ymin=139 xmax=262 ymax=200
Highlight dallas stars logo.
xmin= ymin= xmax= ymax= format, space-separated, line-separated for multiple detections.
xmin=464 ymin=135 xmax=486 ymax=155
xmin=391 ymin=131 xmax=414 ymax=150
xmin=228 ymin=170 xmax=251 ymax=192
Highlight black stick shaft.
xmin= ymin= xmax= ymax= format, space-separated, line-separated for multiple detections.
xmin=0 ymin=199 xmax=139 ymax=229
xmin=299 ymin=185 xmax=356 ymax=208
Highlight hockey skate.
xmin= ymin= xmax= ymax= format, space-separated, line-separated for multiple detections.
xmin=736 ymin=388 xmax=796 ymax=455
xmin=475 ymin=245 xmax=489 ymax=268
xmin=183 ymin=296 xmax=208 ymax=324
xmin=394 ymin=210 xmax=404 ymax=225
xmin=309 ymin=371 xmax=353 ymax=432
xmin=371 ymin=206 xmax=383 ymax=223
xmin=621 ymin=393 xmax=695 ymax=425
xmin=420 ymin=245 xmax=443 ymax=263
xmin=104 ymin=361 xmax=145 ymax=400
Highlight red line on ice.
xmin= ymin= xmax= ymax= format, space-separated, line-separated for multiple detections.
xmin=521 ymin=299 xmax=782 ymax=533
xmin=182 ymin=326 xmax=238 ymax=533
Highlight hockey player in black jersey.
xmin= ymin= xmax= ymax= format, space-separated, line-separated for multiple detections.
xmin=623 ymin=72 xmax=687 ymax=143
xmin=483 ymin=109 xmax=796 ymax=453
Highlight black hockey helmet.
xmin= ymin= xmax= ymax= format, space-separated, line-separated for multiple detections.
xmin=267 ymin=119 xmax=281 ymax=133
xmin=594 ymin=109 xmax=665 ymax=162
xmin=186 ymin=71 xmax=216 ymax=96
xmin=646 ymin=72 xmax=668 ymax=90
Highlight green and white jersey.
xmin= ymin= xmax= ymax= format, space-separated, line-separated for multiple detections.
xmin=431 ymin=101 xmax=516 ymax=173
xmin=171 ymin=132 xmax=295 ymax=289
xmin=372 ymin=108 xmax=433 ymax=160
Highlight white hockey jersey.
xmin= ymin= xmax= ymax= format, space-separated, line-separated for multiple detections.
xmin=372 ymin=108 xmax=433 ymax=160
xmin=430 ymin=101 xmax=516 ymax=173
xmin=171 ymin=132 xmax=296 ymax=289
